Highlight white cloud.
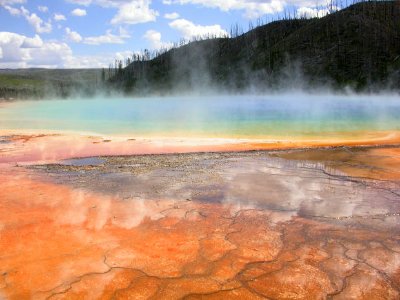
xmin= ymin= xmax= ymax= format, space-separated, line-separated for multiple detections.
xmin=162 ymin=0 xmax=339 ymax=18
xmin=24 ymin=13 xmax=52 ymax=33
xmin=296 ymin=6 xmax=330 ymax=18
xmin=25 ymin=14 xmax=52 ymax=33
xmin=65 ymin=0 xmax=92 ymax=6
xmin=64 ymin=26 xmax=130 ymax=45
xmin=114 ymin=50 xmax=135 ymax=61
xmin=3 ymin=4 xmax=21 ymax=15
xmin=64 ymin=51 xmax=134 ymax=68
xmin=54 ymin=13 xmax=67 ymax=21
xmin=28 ymin=42 xmax=73 ymax=66
xmin=0 ymin=31 xmax=70 ymax=68
xmin=0 ymin=31 xmax=129 ymax=68
xmin=163 ymin=0 xmax=285 ymax=19
xmin=63 ymin=55 xmax=107 ymax=68
xmin=169 ymin=19 xmax=228 ymax=40
xmin=67 ymin=0 xmax=158 ymax=25
xmin=290 ymin=0 xmax=332 ymax=7
xmin=0 ymin=0 xmax=25 ymax=5
xmin=143 ymin=30 xmax=172 ymax=50
xmin=164 ymin=12 xmax=179 ymax=19
xmin=111 ymin=0 xmax=158 ymax=25
xmin=66 ymin=0 xmax=148 ymax=7
xmin=65 ymin=27 xmax=83 ymax=42
xmin=21 ymin=34 xmax=43 ymax=48
xmin=38 ymin=6 xmax=48 ymax=13
xmin=71 ymin=8 xmax=87 ymax=16
xmin=83 ymin=28 xmax=130 ymax=45
xmin=5 ymin=6 xmax=53 ymax=33
xmin=0 ymin=32 xmax=30 ymax=64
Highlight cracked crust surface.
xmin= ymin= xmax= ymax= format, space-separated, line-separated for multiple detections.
xmin=1 ymin=142 xmax=400 ymax=299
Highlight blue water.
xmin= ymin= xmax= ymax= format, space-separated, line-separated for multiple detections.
xmin=0 ymin=94 xmax=399 ymax=138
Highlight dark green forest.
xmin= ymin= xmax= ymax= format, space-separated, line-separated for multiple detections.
xmin=108 ymin=0 xmax=400 ymax=95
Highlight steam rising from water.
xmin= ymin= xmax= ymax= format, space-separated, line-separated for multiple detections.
xmin=0 ymin=93 xmax=399 ymax=138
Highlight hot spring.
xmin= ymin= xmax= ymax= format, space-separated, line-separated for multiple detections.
xmin=1 ymin=94 xmax=399 ymax=138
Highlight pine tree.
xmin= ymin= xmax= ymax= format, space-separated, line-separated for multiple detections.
xmin=101 ymin=68 xmax=106 ymax=82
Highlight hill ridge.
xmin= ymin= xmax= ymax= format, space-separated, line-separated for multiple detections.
xmin=109 ymin=1 xmax=400 ymax=94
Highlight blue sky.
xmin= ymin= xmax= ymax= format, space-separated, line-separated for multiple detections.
xmin=0 ymin=0 xmax=335 ymax=68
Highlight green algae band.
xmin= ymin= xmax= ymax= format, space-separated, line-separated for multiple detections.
xmin=0 ymin=94 xmax=399 ymax=138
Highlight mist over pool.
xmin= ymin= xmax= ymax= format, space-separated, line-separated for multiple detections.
xmin=1 ymin=94 xmax=400 ymax=138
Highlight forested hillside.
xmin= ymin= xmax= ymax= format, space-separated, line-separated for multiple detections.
xmin=110 ymin=1 xmax=400 ymax=94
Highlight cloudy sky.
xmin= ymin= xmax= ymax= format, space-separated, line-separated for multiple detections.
xmin=0 ymin=0 xmax=334 ymax=68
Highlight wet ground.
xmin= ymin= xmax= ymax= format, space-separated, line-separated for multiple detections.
xmin=1 ymin=135 xmax=400 ymax=299
xmin=30 ymin=149 xmax=400 ymax=229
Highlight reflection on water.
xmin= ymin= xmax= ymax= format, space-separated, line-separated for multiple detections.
xmin=28 ymin=150 xmax=400 ymax=228
xmin=0 ymin=94 xmax=400 ymax=137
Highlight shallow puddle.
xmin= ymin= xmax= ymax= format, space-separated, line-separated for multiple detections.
xmin=61 ymin=157 xmax=105 ymax=167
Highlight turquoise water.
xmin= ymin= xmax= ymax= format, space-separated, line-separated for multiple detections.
xmin=0 ymin=94 xmax=399 ymax=138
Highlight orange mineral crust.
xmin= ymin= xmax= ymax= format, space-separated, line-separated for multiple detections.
xmin=1 ymin=166 xmax=400 ymax=299
xmin=273 ymin=146 xmax=400 ymax=181
xmin=1 ymin=131 xmax=400 ymax=299
xmin=1 ymin=130 xmax=400 ymax=164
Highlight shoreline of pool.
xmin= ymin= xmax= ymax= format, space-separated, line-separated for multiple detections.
xmin=1 ymin=129 xmax=400 ymax=165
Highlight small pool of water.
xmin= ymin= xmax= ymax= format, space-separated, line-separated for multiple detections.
xmin=61 ymin=157 xmax=105 ymax=166
xmin=0 ymin=136 xmax=10 ymax=144
xmin=0 ymin=94 xmax=399 ymax=138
